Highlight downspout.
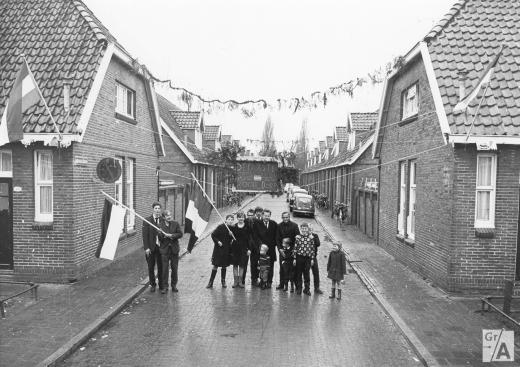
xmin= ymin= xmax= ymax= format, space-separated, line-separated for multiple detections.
xmin=376 ymin=157 xmax=381 ymax=246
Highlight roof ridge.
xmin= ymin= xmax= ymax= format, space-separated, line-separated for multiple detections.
xmin=423 ymin=0 xmax=469 ymax=42
xmin=70 ymin=0 xmax=109 ymax=43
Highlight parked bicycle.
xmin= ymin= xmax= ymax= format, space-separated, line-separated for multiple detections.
xmin=315 ymin=193 xmax=329 ymax=209
xmin=332 ymin=201 xmax=349 ymax=229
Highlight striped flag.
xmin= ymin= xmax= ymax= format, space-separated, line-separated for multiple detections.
xmin=185 ymin=183 xmax=213 ymax=252
xmin=0 ymin=58 xmax=42 ymax=146
xmin=96 ymin=198 xmax=126 ymax=260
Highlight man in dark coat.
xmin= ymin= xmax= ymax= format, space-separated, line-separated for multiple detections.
xmin=248 ymin=207 xmax=263 ymax=286
xmin=252 ymin=209 xmax=278 ymax=287
xmin=158 ymin=210 xmax=183 ymax=294
xmin=275 ymin=211 xmax=300 ymax=290
xmin=309 ymin=224 xmax=323 ymax=294
xmin=142 ymin=202 xmax=164 ymax=292
xmin=242 ymin=209 xmax=256 ymax=284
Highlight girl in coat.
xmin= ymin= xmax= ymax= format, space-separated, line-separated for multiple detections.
xmin=230 ymin=211 xmax=252 ymax=288
xmin=207 ymin=214 xmax=235 ymax=289
xmin=327 ymin=241 xmax=347 ymax=300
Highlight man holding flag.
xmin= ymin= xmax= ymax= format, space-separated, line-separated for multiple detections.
xmin=142 ymin=202 xmax=164 ymax=292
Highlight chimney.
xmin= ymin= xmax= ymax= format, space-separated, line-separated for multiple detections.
xmin=63 ymin=77 xmax=72 ymax=112
xmin=458 ymin=70 xmax=468 ymax=100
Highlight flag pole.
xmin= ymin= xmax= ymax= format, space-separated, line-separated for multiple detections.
xmin=21 ymin=55 xmax=63 ymax=142
xmin=100 ymin=190 xmax=168 ymax=235
xmin=190 ymin=173 xmax=236 ymax=240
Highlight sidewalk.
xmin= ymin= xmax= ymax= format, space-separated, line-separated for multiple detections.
xmin=315 ymin=210 xmax=519 ymax=367
xmin=0 ymin=195 xmax=260 ymax=367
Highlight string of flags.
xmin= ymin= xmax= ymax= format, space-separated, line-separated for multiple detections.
xmin=150 ymin=55 xmax=405 ymax=118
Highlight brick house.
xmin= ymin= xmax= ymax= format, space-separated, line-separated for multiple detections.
xmin=373 ymin=0 xmax=520 ymax=294
xmin=157 ymin=94 xmax=230 ymax=217
xmin=300 ymin=114 xmax=378 ymax=233
xmin=0 ymin=0 xmax=167 ymax=282
xmin=202 ymin=125 xmax=222 ymax=151
xmin=235 ymin=156 xmax=279 ymax=193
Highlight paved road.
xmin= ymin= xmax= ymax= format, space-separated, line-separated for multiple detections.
xmin=59 ymin=195 xmax=422 ymax=367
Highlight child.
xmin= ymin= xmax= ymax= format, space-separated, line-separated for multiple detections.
xmin=279 ymin=238 xmax=294 ymax=292
xmin=293 ymin=223 xmax=315 ymax=295
xmin=327 ymin=241 xmax=347 ymax=300
xmin=257 ymin=244 xmax=271 ymax=290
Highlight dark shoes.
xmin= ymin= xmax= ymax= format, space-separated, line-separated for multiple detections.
xmin=150 ymin=285 xmax=156 ymax=292
xmin=329 ymin=288 xmax=336 ymax=299
xmin=296 ymin=289 xmax=302 ymax=295
xmin=276 ymin=284 xmax=284 ymax=290
xmin=337 ymin=289 xmax=342 ymax=300
xmin=206 ymin=282 xmax=213 ymax=289
xmin=171 ymin=286 xmax=178 ymax=293
xmin=314 ymin=288 xmax=323 ymax=295
xmin=303 ymin=289 xmax=311 ymax=296
xmin=160 ymin=288 xmax=166 ymax=294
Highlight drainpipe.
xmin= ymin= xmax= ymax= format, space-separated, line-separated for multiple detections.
xmin=376 ymin=157 xmax=381 ymax=246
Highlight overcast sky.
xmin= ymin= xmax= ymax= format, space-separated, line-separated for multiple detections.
xmin=84 ymin=0 xmax=456 ymax=150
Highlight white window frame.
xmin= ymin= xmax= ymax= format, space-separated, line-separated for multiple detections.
xmin=114 ymin=157 xmax=123 ymax=207
xmin=397 ymin=161 xmax=406 ymax=235
xmin=402 ymin=83 xmax=418 ymax=120
xmin=34 ymin=150 xmax=53 ymax=222
xmin=407 ymin=160 xmax=416 ymax=240
xmin=0 ymin=150 xmax=13 ymax=178
xmin=115 ymin=82 xmax=136 ymax=119
xmin=126 ymin=158 xmax=135 ymax=230
xmin=475 ymin=154 xmax=496 ymax=228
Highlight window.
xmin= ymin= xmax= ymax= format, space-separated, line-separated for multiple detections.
xmin=34 ymin=151 xmax=53 ymax=222
xmin=475 ymin=154 xmax=496 ymax=228
xmin=126 ymin=158 xmax=135 ymax=230
xmin=402 ymin=83 xmax=418 ymax=120
xmin=407 ymin=160 xmax=416 ymax=239
xmin=115 ymin=82 xmax=136 ymax=119
xmin=397 ymin=161 xmax=406 ymax=235
xmin=114 ymin=157 xmax=124 ymax=205
xmin=0 ymin=150 xmax=12 ymax=178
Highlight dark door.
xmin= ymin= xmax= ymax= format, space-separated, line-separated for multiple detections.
xmin=0 ymin=178 xmax=13 ymax=269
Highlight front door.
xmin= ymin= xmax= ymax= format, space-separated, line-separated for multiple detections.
xmin=0 ymin=178 xmax=13 ymax=269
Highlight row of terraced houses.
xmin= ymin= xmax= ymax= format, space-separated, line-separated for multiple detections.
xmin=0 ymin=0 xmax=252 ymax=282
xmin=302 ymin=0 xmax=520 ymax=294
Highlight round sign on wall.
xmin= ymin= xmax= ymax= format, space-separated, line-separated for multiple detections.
xmin=96 ymin=158 xmax=122 ymax=184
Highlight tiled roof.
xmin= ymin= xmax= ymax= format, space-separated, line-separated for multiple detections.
xmin=349 ymin=112 xmax=378 ymax=131
xmin=0 ymin=0 xmax=110 ymax=134
xmin=335 ymin=126 xmax=348 ymax=141
xmin=171 ymin=110 xmax=201 ymax=130
xmin=426 ymin=0 xmax=520 ymax=136
xmin=326 ymin=136 xmax=334 ymax=148
xmin=157 ymin=94 xmax=210 ymax=164
xmin=303 ymin=132 xmax=374 ymax=173
xmin=203 ymin=125 xmax=220 ymax=141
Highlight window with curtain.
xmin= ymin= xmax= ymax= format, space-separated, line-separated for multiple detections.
xmin=115 ymin=82 xmax=136 ymax=119
xmin=407 ymin=160 xmax=416 ymax=239
xmin=0 ymin=150 xmax=12 ymax=178
xmin=126 ymin=158 xmax=135 ymax=230
xmin=475 ymin=154 xmax=496 ymax=228
xmin=34 ymin=150 xmax=53 ymax=222
xmin=397 ymin=161 xmax=406 ymax=235
xmin=402 ymin=83 xmax=418 ymax=120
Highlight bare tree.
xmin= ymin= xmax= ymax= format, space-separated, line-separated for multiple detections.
xmin=294 ymin=118 xmax=309 ymax=170
xmin=259 ymin=115 xmax=277 ymax=157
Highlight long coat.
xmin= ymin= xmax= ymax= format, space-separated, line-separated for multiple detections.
xmin=252 ymin=219 xmax=278 ymax=262
xmin=211 ymin=223 xmax=234 ymax=267
xmin=276 ymin=220 xmax=300 ymax=249
xmin=158 ymin=220 xmax=183 ymax=255
xmin=230 ymin=223 xmax=252 ymax=267
xmin=327 ymin=250 xmax=347 ymax=281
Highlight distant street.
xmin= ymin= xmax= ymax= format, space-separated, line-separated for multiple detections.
xmin=59 ymin=195 xmax=421 ymax=367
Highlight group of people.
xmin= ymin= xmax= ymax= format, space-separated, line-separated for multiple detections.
xmin=208 ymin=206 xmax=348 ymax=298
xmin=141 ymin=202 xmax=348 ymax=299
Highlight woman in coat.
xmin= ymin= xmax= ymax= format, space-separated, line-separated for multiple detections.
xmin=230 ymin=211 xmax=252 ymax=288
xmin=207 ymin=214 xmax=235 ymax=289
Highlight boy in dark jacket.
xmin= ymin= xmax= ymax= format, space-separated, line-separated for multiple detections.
xmin=279 ymin=238 xmax=294 ymax=292
xmin=327 ymin=241 xmax=347 ymax=300
xmin=258 ymin=244 xmax=271 ymax=290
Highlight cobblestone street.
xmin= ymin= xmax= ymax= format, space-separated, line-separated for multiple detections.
xmin=59 ymin=195 xmax=421 ymax=367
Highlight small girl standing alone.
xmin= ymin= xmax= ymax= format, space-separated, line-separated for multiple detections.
xmin=327 ymin=241 xmax=347 ymax=300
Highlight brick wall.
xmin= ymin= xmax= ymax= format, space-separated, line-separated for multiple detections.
xmin=70 ymin=56 xmax=160 ymax=280
xmin=450 ymin=145 xmax=520 ymax=293
xmin=10 ymin=142 xmax=75 ymax=282
xmin=377 ymin=56 xmax=454 ymax=290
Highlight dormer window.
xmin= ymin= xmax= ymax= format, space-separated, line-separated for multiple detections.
xmin=402 ymin=83 xmax=418 ymax=120
xmin=115 ymin=82 xmax=136 ymax=121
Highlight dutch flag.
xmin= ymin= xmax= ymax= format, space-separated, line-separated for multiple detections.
xmin=185 ymin=183 xmax=213 ymax=253
xmin=96 ymin=199 xmax=126 ymax=260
